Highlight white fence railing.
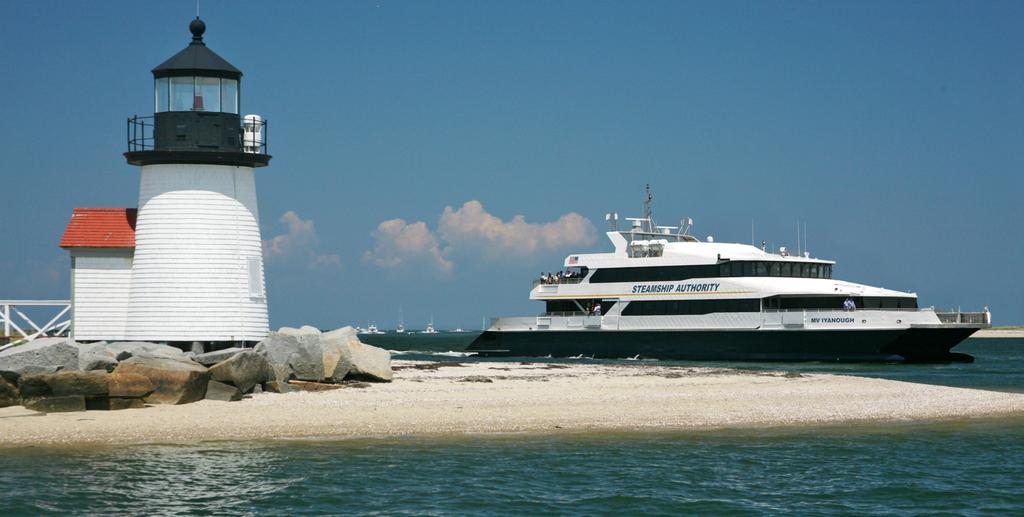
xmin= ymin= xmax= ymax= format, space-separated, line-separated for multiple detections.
xmin=0 ymin=300 xmax=71 ymax=349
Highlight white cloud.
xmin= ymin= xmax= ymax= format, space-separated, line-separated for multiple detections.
xmin=363 ymin=201 xmax=596 ymax=273
xmin=438 ymin=200 xmax=596 ymax=258
xmin=263 ymin=211 xmax=341 ymax=269
xmin=362 ymin=218 xmax=453 ymax=274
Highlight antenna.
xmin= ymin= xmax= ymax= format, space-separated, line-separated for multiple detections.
xmin=643 ymin=184 xmax=653 ymax=227
xmin=797 ymin=221 xmax=801 ymax=256
xmin=751 ymin=220 xmax=754 ymax=246
xmin=803 ymin=222 xmax=808 ymax=256
xmin=196 ymin=0 xmax=200 ymax=17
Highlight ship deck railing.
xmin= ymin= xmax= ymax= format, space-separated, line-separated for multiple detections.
xmin=533 ymin=277 xmax=586 ymax=288
xmin=540 ymin=311 xmax=593 ymax=317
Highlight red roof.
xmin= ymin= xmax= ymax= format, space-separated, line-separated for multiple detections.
xmin=60 ymin=208 xmax=137 ymax=248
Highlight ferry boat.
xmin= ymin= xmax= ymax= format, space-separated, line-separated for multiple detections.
xmin=468 ymin=187 xmax=990 ymax=362
xmin=361 ymin=323 xmax=384 ymax=335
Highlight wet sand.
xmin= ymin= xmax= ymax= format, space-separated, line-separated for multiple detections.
xmin=3 ymin=360 xmax=1024 ymax=447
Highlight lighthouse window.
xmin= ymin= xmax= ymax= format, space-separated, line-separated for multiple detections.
xmin=155 ymin=77 xmax=169 ymax=112
xmin=221 ymin=79 xmax=238 ymax=114
xmin=170 ymin=76 xmax=194 ymax=111
xmin=195 ymin=77 xmax=221 ymax=112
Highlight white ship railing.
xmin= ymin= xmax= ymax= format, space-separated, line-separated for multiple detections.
xmin=761 ymin=307 xmax=989 ymax=324
xmin=935 ymin=310 xmax=990 ymax=325
xmin=0 ymin=300 xmax=71 ymax=350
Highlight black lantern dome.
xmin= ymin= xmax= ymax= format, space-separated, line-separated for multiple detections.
xmin=125 ymin=17 xmax=270 ymax=168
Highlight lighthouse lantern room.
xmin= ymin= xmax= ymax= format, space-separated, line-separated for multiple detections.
xmin=61 ymin=17 xmax=273 ymax=348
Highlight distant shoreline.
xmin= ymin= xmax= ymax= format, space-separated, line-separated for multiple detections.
xmin=3 ymin=360 xmax=1024 ymax=448
xmin=973 ymin=329 xmax=1024 ymax=338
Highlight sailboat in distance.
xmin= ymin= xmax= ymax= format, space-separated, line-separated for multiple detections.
xmin=421 ymin=313 xmax=438 ymax=334
xmin=396 ymin=306 xmax=405 ymax=334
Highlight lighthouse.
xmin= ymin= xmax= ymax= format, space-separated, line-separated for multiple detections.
xmin=120 ymin=17 xmax=271 ymax=347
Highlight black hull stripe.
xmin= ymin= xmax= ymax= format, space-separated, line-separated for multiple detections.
xmin=466 ymin=328 xmax=979 ymax=362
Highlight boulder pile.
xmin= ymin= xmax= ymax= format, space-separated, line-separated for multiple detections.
xmin=0 ymin=325 xmax=391 ymax=413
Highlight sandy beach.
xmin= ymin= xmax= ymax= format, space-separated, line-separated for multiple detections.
xmin=2 ymin=360 xmax=1024 ymax=447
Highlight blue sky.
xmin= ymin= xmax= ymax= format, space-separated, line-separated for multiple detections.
xmin=1 ymin=1 xmax=1021 ymax=328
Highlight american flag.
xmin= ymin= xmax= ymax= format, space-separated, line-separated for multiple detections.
xmin=568 ymin=256 xmax=578 ymax=265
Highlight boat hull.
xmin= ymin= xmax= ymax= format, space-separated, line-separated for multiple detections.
xmin=466 ymin=327 xmax=980 ymax=362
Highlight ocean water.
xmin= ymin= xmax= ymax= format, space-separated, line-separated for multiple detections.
xmin=1 ymin=337 xmax=1022 ymax=515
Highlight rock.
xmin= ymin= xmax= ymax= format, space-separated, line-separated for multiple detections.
xmin=254 ymin=328 xmax=326 ymax=382
xmin=109 ymin=398 xmax=145 ymax=410
xmin=320 ymin=327 xmax=356 ymax=382
xmin=254 ymin=326 xmax=386 ymax=384
xmin=39 ymin=370 xmax=109 ymax=397
xmin=0 ymin=378 xmax=19 ymax=408
xmin=254 ymin=333 xmax=299 ymax=382
xmin=287 ymin=380 xmax=344 ymax=391
xmin=23 ymin=395 xmax=86 ymax=413
xmin=262 ymin=380 xmax=294 ymax=393
xmin=192 ymin=347 xmax=246 ymax=367
xmin=208 ymin=350 xmax=272 ymax=393
xmin=0 ymin=370 xmax=20 ymax=386
xmin=77 ymin=341 xmax=191 ymax=373
xmin=204 ymin=380 xmax=242 ymax=401
xmin=17 ymin=375 xmax=54 ymax=398
xmin=288 ymin=333 xmax=325 ymax=381
xmin=113 ymin=356 xmax=210 ymax=405
xmin=107 ymin=372 xmax=155 ymax=398
xmin=251 ymin=383 xmax=263 ymax=394
xmin=105 ymin=342 xmax=188 ymax=361
xmin=279 ymin=325 xmax=322 ymax=337
xmin=346 ymin=339 xmax=393 ymax=382
xmin=86 ymin=397 xmax=146 ymax=410
xmin=78 ymin=341 xmax=118 ymax=371
xmin=0 ymin=338 xmax=78 ymax=375
xmin=461 ymin=376 xmax=493 ymax=383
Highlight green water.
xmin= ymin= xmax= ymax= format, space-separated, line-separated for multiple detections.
xmin=1 ymin=338 xmax=1022 ymax=515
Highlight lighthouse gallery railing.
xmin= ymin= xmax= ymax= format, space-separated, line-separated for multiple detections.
xmin=126 ymin=115 xmax=268 ymax=154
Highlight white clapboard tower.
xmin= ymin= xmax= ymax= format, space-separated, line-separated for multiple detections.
xmin=123 ymin=17 xmax=271 ymax=345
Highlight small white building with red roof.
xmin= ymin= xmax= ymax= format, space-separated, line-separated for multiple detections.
xmin=59 ymin=208 xmax=137 ymax=341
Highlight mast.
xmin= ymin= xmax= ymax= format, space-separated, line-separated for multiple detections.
xmin=643 ymin=183 xmax=654 ymax=232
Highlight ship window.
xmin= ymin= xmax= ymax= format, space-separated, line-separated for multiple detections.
xmin=755 ymin=262 xmax=767 ymax=276
xmin=622 ymin=298 xmax=760 ymax=316
xmin=810 ymin=264 xmax=819 ymax=279
xmin=720 ymin=263 xmax=732 ymax=277
xmin=770 ymin=262 xmax=781 ymax=277
xmin=762 ymin=296 xmax=917 ymax=310
xmin=780 ymin=262 xmax=792 ymax=277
